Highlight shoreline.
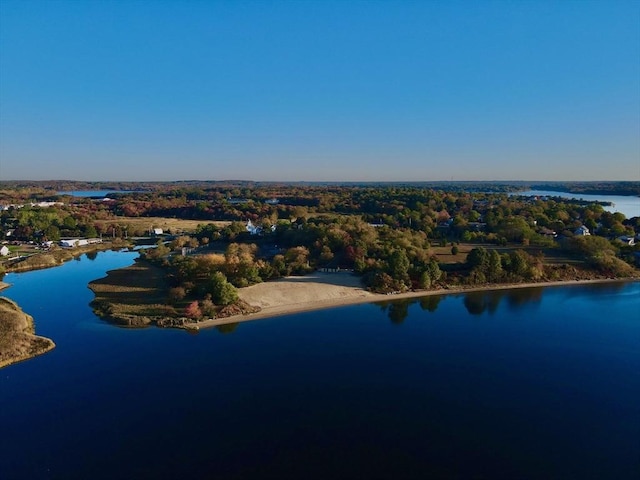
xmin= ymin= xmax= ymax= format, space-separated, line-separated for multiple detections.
xmin=187 ymin=276 xmax=639 ymax=330
xmin=0 ymin=297 xmax=55 ymax=369
xmin=1 ymin=242 xmax=130 ymax=274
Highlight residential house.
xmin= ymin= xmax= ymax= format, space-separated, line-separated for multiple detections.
xmin=616 ymin=236 xmax=635 ymax=246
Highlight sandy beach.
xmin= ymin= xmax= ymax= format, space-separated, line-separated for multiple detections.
xmin=190 ymin=272 xmax=638 ymax=330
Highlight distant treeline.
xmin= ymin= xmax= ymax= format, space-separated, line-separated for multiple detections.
xmin=2 ymin=180 xmax=638 ymax=196
xmin=529 ymin=182 xmax=640 ymax=197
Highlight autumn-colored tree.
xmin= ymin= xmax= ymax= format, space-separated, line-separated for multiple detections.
xmin=185 ymin=301 xmax=202 ymax=320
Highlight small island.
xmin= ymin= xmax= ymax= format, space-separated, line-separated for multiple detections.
xmin=0 ymin=296 xmax=55 ymax=368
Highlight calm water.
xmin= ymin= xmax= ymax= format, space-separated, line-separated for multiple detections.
xmin=56 ymin=190 xmax=137 ymax=197
xmin=1 ymin=252 xmax=639 ymax=479
xmin=513 ymin=189 xmax=640 ymax=219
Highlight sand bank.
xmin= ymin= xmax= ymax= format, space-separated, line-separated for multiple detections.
xmin=189 ymin=273 xmax=638 ymax=330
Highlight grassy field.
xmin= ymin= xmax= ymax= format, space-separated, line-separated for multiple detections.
xmin=431 ymin=244 xmax=475 ymax=264
xmin=95 ymin=216 xmax=231 ymax=234
xmin=431 ymin=243 xmax=586 ymax=266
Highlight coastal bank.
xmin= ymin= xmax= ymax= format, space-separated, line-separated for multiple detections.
xmin=87 ymin=256 xmax=639 ymax=331
xmin=0 ymin=297 xmax=55 ymax=368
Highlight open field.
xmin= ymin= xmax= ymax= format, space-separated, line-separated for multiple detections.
xmin=431 ymin=244 xmax=475 ymax=264
xmin=94 ymin=217 xmax=231 ymax=234
xmin=431 ymin=243 xmax=586 ymax=266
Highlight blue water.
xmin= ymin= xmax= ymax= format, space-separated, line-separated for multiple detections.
xmin=56 ymin=190 xmax=137 ymax=197
xmin=513 ymin=189 xmax=640 ymax=219
xmin=1 ymin=252 xmax=639 ymax=479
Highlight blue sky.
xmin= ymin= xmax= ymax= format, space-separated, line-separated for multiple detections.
xmin=1 ymin=0 xmax=638 ymax=181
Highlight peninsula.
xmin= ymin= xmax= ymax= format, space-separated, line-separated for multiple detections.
xmin=0 ymin=296 xmax=55 ymax=368
xmin=2 ymin=180 xmax=639 ymax=334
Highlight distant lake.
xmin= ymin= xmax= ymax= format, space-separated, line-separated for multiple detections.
xmin=513 ymin=189 xmax=640 ymax=218
xmin=57 ymin=190 xmax=137 ymax=197
xmin=1 ymin=252 xmax=639 ymax=479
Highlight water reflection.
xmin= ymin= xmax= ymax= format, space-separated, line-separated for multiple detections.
xmin=462 ymin=288 xmax=544 ymax=316
xmin=419 ymin=296 xmax=442 ymax=312
xmin=215 ymin=322 xmax=239 ymax=334
xmin=374 ymin=287 xmax=549 ymax=322
xmin=373 ymin=299 xmax=412 ymax=324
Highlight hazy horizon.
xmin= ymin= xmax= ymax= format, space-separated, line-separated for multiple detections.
xmin=1 ymin=1 xmax=639 ymax=182
xmin=2 ymin=178 xmax=640 ymax=184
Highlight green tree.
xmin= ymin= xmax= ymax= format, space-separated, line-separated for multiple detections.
xmin=387 ymin=249 xmax=410 ymax=285
xmin=467 ymin=247 xmax=489 ymax=271
xmin=208 ymin=272 xmax=238 ymax=306
xmin=44 ymin=225 xmax=61 ymax=241
xmin=487 ymin=249 xmax=503 ymax=281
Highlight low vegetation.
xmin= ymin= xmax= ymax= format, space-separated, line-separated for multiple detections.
xmin=0 ymin=297 xmax=55 ymax=368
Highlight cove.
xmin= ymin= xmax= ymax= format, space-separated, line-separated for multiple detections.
xmin=513 ymin=189 xmax=640 ymax=219
xmin=1 ymin=251 xmax=639 ymax=479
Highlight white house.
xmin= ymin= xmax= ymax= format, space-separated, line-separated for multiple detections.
xmin=152 ymin=228 xmax=164 ymax=236
xmin=60 ymin=238 xmax=90 ymax=248
xmin=617 ymin=236 xmax=635 ymax=246
xmin=0 ymin=245 xmax=9 ymax=256
xmin=60 ymin=239 xmax=80 ymax=248
xmin=574 ymin=226 xmax=590 ymax=236
xmin=246 ymin=220 xmax=261 ymax=235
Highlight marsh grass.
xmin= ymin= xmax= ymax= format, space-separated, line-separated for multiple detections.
xmin=89 ymin=259 xmax=174 ymax=324
xmin=0 ymin=297 xmax=55 ymax=368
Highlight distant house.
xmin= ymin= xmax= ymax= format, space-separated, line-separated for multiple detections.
xmin=246 ymin=220 xmax=261 ymax=235
xmin=60 ymin=238 xmax=94 ymax=248
xmin=468 ymin=222 xmax=487 ymax=232
xmin=539 ymin=227 xmax=557 ymax=238
xmin=60 ymin=239 xmax=79 ymax=248
xmin=245 ymin=220 xmax=276 ymax=235
xmin=574 ymin=226 xmax=590 ymax=236
xmin=0 ymin=245 xmax=9 ymax=256
xmin=152 ymin=228 xmax=164 ymax=236
xmin=617 ymin=236 xmax=635 ymax=246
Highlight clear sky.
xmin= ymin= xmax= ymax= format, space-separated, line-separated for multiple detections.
xmin=1 ymin=0 xmax=638 ymax=182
